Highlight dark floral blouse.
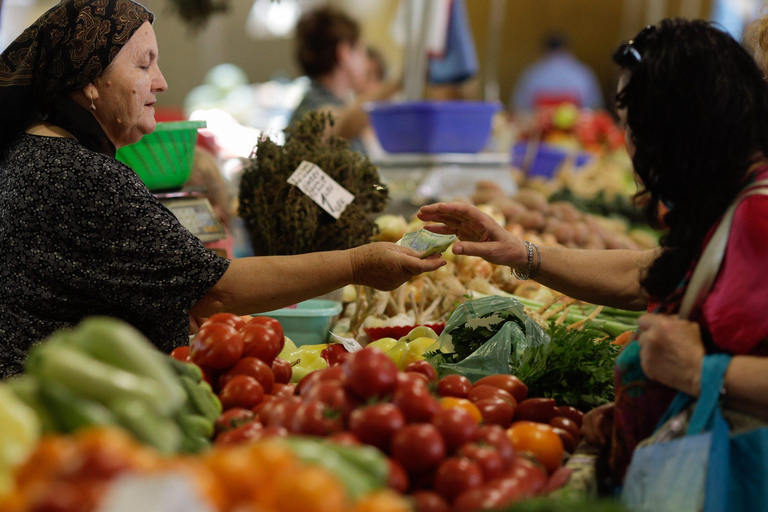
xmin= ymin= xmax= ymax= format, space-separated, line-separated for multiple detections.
xmin=0 ymin=134 xmax=230 ymax=378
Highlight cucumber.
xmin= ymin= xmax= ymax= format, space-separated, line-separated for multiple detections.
xmin=38 ymin=384 xmax=116 ymax=433
xmin=111 ymin=398 xmax=183 ymax=455
xmin=177 ymin=413 xmax=215 ymax=439
xmin=168 ymin=358 xmax=204 ymax=383
xmin=180 ymin=377 xmax=221 ymax=423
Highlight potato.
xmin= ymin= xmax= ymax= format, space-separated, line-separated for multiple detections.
xmin=540 ymin=233 xmax=559 ymax=246
xmin=549 ymin=202 xmax=582 ymax=223
xmin=515 ymin=189 xmax=550 ymax=213
xmin=552 ymin=223 xmax=575 ymax=245
xmin=519 ymin=210 xmax=546 ymax=230
xmin=572 ymin=222 xmax=590 ymax=246
xmin=492 ymin=198 xmax=528 ymax=223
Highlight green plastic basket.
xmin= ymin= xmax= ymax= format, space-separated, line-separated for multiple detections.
xmin=115 ymin=120 xmax=206 ymax=191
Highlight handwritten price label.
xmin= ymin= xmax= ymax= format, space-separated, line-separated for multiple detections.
xmin=287 ymin=161 xmax=355 ymax=220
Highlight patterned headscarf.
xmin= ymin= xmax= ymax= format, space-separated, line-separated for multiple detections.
xmin=0 ymin=0 xmax=154 ymax=153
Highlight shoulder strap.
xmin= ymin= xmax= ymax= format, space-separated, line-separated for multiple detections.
xmin=679 ymin=180 xmax=768 ymax=319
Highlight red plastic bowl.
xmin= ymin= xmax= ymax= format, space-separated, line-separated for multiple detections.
xmin=364 ymin=323 xmax=445 ymax=341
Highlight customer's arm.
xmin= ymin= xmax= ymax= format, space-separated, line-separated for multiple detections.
xmin=327 ymin=80 xmax=400 ymax=141
xmin=191 ymin=242 xmax=444 ymax=317
xmin=418 ymin=202 xmax=654 ymax=311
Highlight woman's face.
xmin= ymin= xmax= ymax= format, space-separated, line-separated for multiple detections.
xmin=339 ymin=40 xmax=369 ymax=95
xmin=616 ymin=70 xmax=635 ymax=158
xmin=91 ymin=22 xmax=167 ymax=149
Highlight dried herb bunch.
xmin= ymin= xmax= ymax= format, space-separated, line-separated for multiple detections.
xmin=238 ymin=111 xmax=389 ymax=256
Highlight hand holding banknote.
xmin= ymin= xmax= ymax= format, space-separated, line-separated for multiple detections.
xmin=396 ymin=229 xmax=457 ymax=257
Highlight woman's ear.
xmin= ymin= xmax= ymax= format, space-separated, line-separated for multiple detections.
xmin=83 ymin=82 xmax=99 ymax=102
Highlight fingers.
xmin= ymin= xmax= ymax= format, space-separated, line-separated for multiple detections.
xmin=423 ymin=224 xmax=459 ymax=235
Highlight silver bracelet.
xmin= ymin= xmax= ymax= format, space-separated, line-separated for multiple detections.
xmin=512 ymin=240 xmax=535 ymax=280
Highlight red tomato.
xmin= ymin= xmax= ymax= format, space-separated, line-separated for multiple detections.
xmin=468 ymin=385 xmax=516 ymax=406
xmin=475 ymin=425 xmax=516 ymax=470
xmin=434 ymin=457 xmax=484 ymax=502
xmin=405 ymin=361 xmax=437 ymax=383
xmin=252 ymin=394 xmax=275 ymax=416
xmin=190 ymin=323 xmax=244 ymax=370
xmin=391 ymin=381 xmax=441 ymax=423
xmin=453 ymin=486 xmax=510 ymax=512
xmin=218 ymin=357 xmax=275 ymax=394
xmin=248 ymin=316 xmax=284 ymax=340
xmin=271 ymin=383 xmax=296 ymax=400
xmin=474 ymin=375 xmax=528 ymax=403
xmin=430 ymin=408 xmax=479 ymax=452
xmin=242 ymin=322 xmax=283 ymax=365
xmin=170 ymin=346 xmax=190 ymax=362
xmin=220 ymin=375 xmax=264 ymax=410
xmin=214 ymin=408 xmax=255 ymax=434
xmin=398 ymin=371 xmax=429 ymax=388
xmin=550 ymin=416 xmax=581 ymax=443
xmin=386 ymin=458 xmax=409 ymax=493
xmin=505 ymin=456 xmax=547 ymax=494
xmin=458 ymin=443 xmax=505 ymax=481
xmin=201 ymin=367 xmax=219 ymax=389
xmin=475 ymin=398 xmax=515 ymax=428
xmin=514 ymin=398 xmax=557 ymax=423
xmin=349 ymin=403 xmax=405 ymax=451
xmin=297 ymin=367 xmax=344 ymax=397
xmin=271 ymin=358 xmax=292 ymax=384
xmin=554 ymin=406 xmax=584 ymax=428
xmin=405 ymin=371 xmax=430 ymax=385
xmin=260 ymin=426 xmax=289 ymax=439
xmin=320 ymin=344 xmax=348 ymax=366
xmin=551 ymin=427 xmax=576 ymax=453
xmin=343 ymin=348 xmax=398 ymax=400
xmin=215 ymin=420 xmax=263 ymax=445
xmin=262 ymin=396 xmax=302 ymax=428
xmin=437 ymin=375 xmax=472 ymax=399
xmin=390 ymin=424 xmax=446 ymax=473
xmin=303 ymin=380 xmax=357 ymax=420
xmin=411 ymin=491 xmax=451 ymax=512
xmin=202 ymin=312 xmax=247 ymax=331
xmin=289 ymin=401 xmax=343 ymax=436
xmin=326 ymin=432 xmax=360 ymax=446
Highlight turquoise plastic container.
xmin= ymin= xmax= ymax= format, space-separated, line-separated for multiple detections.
xmin=253 ymin=300 xmax=343 ymax=346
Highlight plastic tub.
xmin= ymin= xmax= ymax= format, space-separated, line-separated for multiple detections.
xmin=253 ymin=300 xmax=343 ymax=346
xmin=116 ymin=120 xmax=206 ymax=191
xmin=367 ymin=101 xmax=500 ymax=154
xmin=511 ymin=142 xmax=592 ymax=179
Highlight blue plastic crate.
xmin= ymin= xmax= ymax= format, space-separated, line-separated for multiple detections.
xmin=367 ymin=101 xmax=500 ymax=154
xmin=511 ymin=142 xmax=592 ymax=179
xmin=253 ymin=300 xmax=342 ymax=346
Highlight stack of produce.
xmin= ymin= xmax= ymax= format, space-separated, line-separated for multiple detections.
xmin=521 ymin=104 xmax=625 ymax=155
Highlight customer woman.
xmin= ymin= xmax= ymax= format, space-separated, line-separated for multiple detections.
xmin=0 ymin=0 xmax=444 ymax=379
xmin=419 ymin=19 xmax=768 ymax=480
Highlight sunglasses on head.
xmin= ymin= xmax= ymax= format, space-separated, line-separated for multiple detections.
xmin=618 ymin=25 xmax=658 ymax=66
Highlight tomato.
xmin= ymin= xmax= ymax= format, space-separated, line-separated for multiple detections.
xmin=349 ymin=403 xmax=405 ymax=451
xmin=297 ymin=367 xmax=344 ymax=397
xmin=304 ymin=380 xmax=357 ymax=420
xmin=405 ymin=361 xmax=437 ymax=383
xmin=434 ymin=457 xmax=484 ymax=502
xmin=411 ymin=490 xmax=451 ymax=512
xmin=514 ymin=398 xmax=557 ymax=423
xmin=289 ymin=401 xmax=343 ymax=436
xmin=262 ymin=396 xmax=302 ymax=428
xmin=202 ymin=312 xmax=247 ymax=331
xmin=405 ymin=371 xmax=430 ymax=385
xmin=326 ymin=432 xmax=360 ymax=446
xmin=220 ymin=375 xmax=265 ymax=410
xmin=386 ymin=458 xmax=409 ymax=493
xmin=214 ymin=420 xmax=263 ymax=445
xmin=554 ymin=405 xmax=584 ymax=428
xmin=214 ymin=408 xmax=255 ymax=434
xmin=439 ymin=397 xmax=482 ymax=424
xmin=343 ymin=348 xmax=398 ymax=400
xmin=252 ymin=394 xmax=275 ymax=416
xmin=242 ymin=322 xmax=284 ymax=365
xmin=437 ymin=375 xmax=472 ymax=399
xmin=248 ymin=316 xmax=284 ymax=340
xmin=458 ymin=443 xmax=505 ymax=481
xmin=505 ymin=456 xmax=547 ymax=494
xmin=551 ymin=427 xmax=576 ymax=453
xmin=218 ymin=357 xmax=275 ymax=394
xmin=474 ymin=375 xmax=528 ymax=403
xmin=468 ymin=385 xmax=516 ymax=406
xmin=320 ymin=344 xmax=348 ymax=366
xmin=190 ymin=323 xmax=244 ymax=369
xmin=550 ymin=416 xmax=581 ymax=443
xmin=271 ymin=383 xmax=296 ymax=399
xmin=200 ymin=366 xmax=219 ymax=389
xmin=170 ymin=346 xmax=190 ymax=362
xmin=430 ymin=408 xmax=479 ymax=452
xmin=260 ymin=426 xmax=289 ymax=439
xmin=475 ymin=398 xmax=515 ymax=428
xmin=506 ymin=422 xmax=564 ymax=473
xmin=398 ymin=371 xmax=429 ymax=387
xmin=391 ymin=424 xmax=446 ymax=473
xmin=475 ymin=425 xmax=516 ymax=470
xmin=392 ymin=381 xmax=441 ymax=423
xmin=453 ymin=486 xmax=509 ymax=512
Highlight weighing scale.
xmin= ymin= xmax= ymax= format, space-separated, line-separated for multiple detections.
xmin=155 ymin=189 xmax=228 ymax=247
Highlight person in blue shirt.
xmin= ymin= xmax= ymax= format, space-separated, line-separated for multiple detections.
xmin=511 ymin=34 xmax=604 ymax=112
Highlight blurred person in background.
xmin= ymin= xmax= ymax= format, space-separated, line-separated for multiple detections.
xmin=288 ymin=6 xmax=399 ymax=154
xmin=511 ymin=33 xmax=604 ymax=112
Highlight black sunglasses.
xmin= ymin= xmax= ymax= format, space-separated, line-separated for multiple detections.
xmin=617 ymin=25 xmax=658 ymax=66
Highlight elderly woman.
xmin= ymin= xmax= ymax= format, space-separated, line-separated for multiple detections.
xmin=0 ymin=0 xmax=444 ymax=378
xmin=419 ymin=18 xmax=768 ymax=481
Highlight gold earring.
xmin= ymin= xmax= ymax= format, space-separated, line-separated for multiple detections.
xmin=89 ymin=93 xmax=96 ymax=112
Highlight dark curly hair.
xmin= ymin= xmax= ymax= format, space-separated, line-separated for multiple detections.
xmin=295 ymin=6 xmax=360 ymax=78
xmin=613 ymin=19 xmax=768 ymax=301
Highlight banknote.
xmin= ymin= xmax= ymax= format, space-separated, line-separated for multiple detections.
xmin=396 ymin=229 xmax=457 ymax=257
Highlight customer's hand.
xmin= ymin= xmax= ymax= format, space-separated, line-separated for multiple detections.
xmin=349 ymin=242 xmax=446 ymax=291
xmin=582 ymin=402 xmax=615 ymax=448
xmin=637 ymin=314 xmax=706 ymax=397
xmin=417 ymin=202 xmax=527 ymax=268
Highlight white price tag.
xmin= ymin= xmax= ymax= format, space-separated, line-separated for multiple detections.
xmin=329 ymin=332 xmax=364 ymax=353
xmin=287 ymin=161 xmax=355 ymax=220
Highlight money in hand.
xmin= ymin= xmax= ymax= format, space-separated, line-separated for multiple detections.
xmin=397 ymin=229 xmax=457 ymax=257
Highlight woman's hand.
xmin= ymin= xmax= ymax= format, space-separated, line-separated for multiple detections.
xmin=637 ymin=314 xmax=706 ymax=396
xmin=417 ymin=202 xmax=527 ymax=268
xmin=349 ymin=242 xmax=446 ymax=291
xmin=582 ymin=402 xmax=615 ymax=448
